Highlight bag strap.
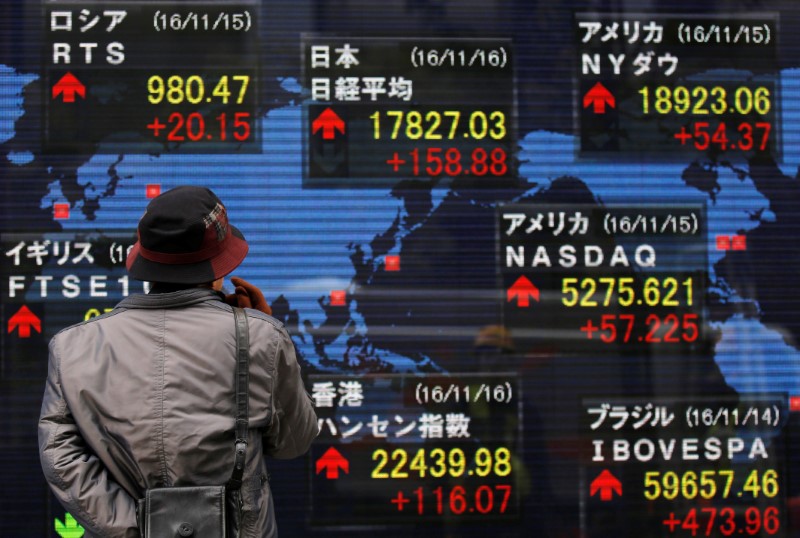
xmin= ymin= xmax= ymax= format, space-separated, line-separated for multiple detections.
xmin=228 ymin=307 xmax=250 ymax=491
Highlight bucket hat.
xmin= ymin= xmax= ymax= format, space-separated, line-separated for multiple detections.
xmin=126 ymin=186 xmax=248 ymax=284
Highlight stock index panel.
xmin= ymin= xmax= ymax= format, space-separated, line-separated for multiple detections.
xmin=3 ymin=1 xmax=800 ymax=537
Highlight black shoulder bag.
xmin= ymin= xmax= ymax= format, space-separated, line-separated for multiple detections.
xmin=138 ymin=307 xmax=250 ymax=538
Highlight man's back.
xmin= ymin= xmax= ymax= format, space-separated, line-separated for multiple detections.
xmin=40 ymin=289 xmax=317 ymax=537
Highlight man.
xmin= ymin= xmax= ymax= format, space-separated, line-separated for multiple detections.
xmin=39 ymin=186 xmax=318 ymax=537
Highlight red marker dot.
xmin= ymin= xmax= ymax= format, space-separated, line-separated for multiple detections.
xmin=385 ymin=255 xmax=401 ymax=272
xmin=53 ymin=203 xmax=70 ymax=220
xmin=146 ymin=184 xmax=161 ymax=199
xmin=330 ymin=290 xmax=346 ymax=306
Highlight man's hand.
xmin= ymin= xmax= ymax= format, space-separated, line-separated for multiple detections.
xmin=224 ymin=276 xmax=272 ymax=315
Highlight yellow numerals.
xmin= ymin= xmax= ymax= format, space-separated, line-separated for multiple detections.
xmin=371 ymin=446 xmax=512 ymax=479
xmin=639 ymin=85 xmax=771 ymax=116
xmin=370 ymin=110 xmax=506 ymax=140
xmin=147 ymin=75 xmax=250 ymax=105
xmin=643 ymin=469 xmax=778 ymax=500
xmin=561 ymin=276 xmax=693 ymax=308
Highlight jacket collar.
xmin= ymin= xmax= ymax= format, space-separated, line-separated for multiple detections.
xmin=117 ymin=288 xmax=226 ymax=310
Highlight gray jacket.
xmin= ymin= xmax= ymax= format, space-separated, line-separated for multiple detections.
xmin=38 ymin=288 xmax=318 ymax=537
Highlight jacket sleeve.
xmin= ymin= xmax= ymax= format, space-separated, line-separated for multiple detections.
xmin=38 ymin=336 xmax=140 ymax=538
xmin=264 ymin=331 xmax=318 ymax=458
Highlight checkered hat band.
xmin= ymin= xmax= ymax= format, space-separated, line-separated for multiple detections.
xmin=203 ymin=203 xmax=228 ymax=242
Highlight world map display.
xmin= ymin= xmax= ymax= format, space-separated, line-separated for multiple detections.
xmin=2 ymin=72 xmax=793 ymax=390
xmin=3 ymin=1 xmax=800 ymax=536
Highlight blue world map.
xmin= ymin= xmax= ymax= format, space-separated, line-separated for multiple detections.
xmin=3 ymin=65 xmax=800 ymax=397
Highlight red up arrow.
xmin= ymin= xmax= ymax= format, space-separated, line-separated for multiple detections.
xmin=315 ymin=447 xmax=349 ymax=479
xmin=590 ymin=469 xmax=622 ymax=501
xmin=8 ymin=305 xmax=41 ymax=338
xmin=506 ymin=276 xmax=540 ymax=307
xmin=312 ymin=107 xmax=345 ymax=140
xmin=583 ymin=82 xmax=615 ymax=114
xmin=52 ymin=72 xmax=86 ymax=103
